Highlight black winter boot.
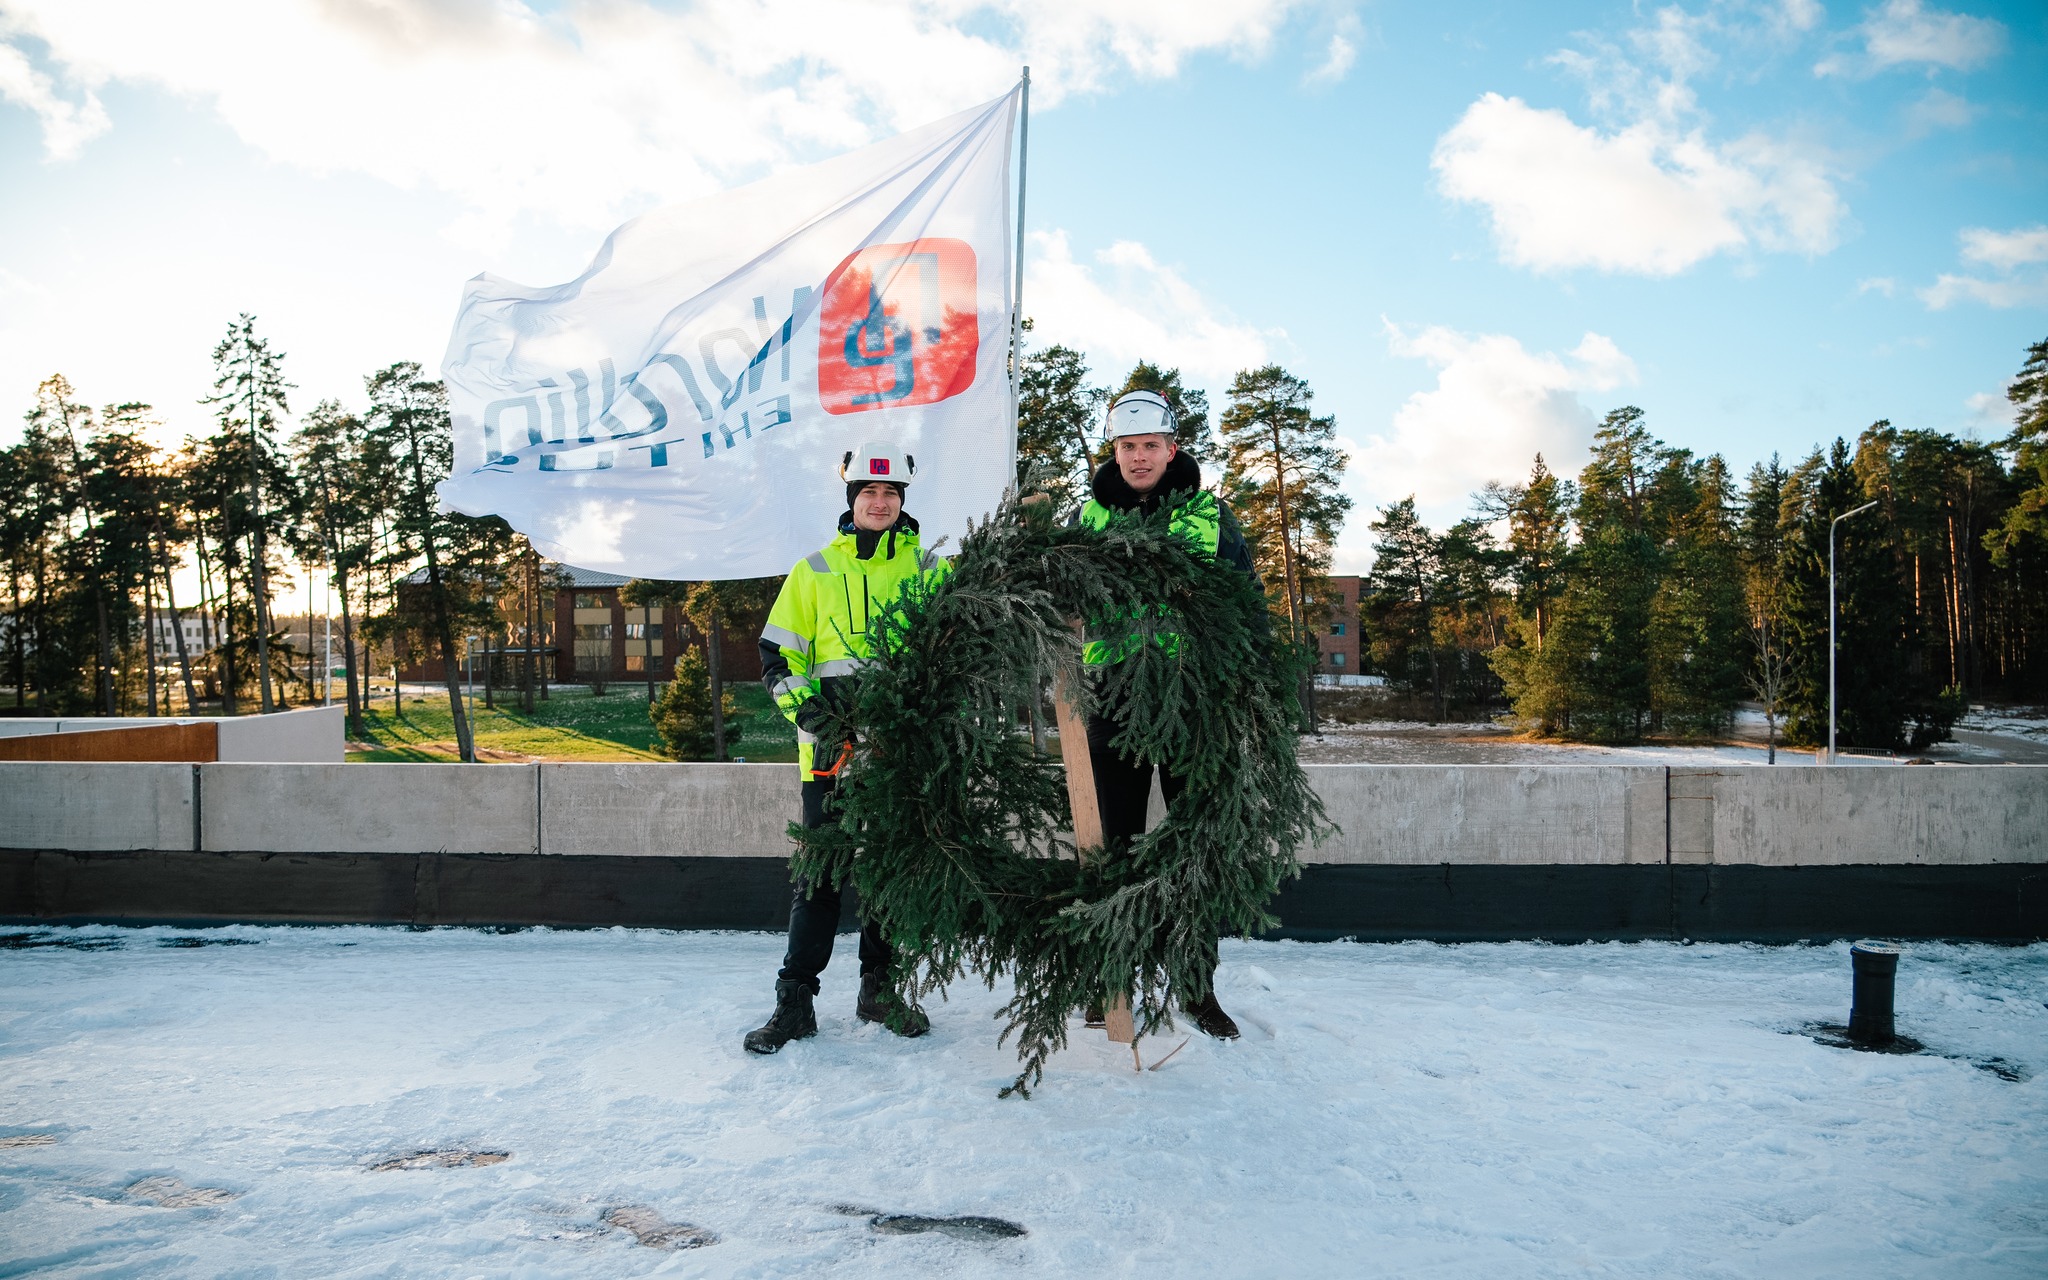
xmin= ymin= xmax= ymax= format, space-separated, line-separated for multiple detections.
xmin=856 ymin=972 xmax=930 ymax=1038
xmin=744 ymin=979 xmax=817 ymax=1054
xmin=1182 ymin=991 xmax=1240 ymax=1040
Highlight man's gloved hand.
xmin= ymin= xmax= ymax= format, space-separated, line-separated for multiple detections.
xmin=794 ymin=696 xmax=834 ymax=738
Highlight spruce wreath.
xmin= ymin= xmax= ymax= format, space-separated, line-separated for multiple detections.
xmin=792 ymin=493 xmax=1334 ymax=1097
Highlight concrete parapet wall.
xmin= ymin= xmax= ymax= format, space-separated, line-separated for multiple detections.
xmin=540 ymin=763 xmax=793 ymax=857
xmin=1 ymin=760 xmax=2042 ymax=866
xmin=1670 ymin=766 xmax=2048 ymax=866
xmin=200 ymin=764 xmax=539 ymax=855
xmin=1304 ymin=765 xmax=1668 ymax=865
xmin=0 ymin=763 xmax=195 ymax=852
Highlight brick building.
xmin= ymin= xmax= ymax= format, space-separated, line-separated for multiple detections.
xmin=398 ymin=565 xmax=766 ymax=686
xmin=1313 ymin=574 xmax=1364 ymax=676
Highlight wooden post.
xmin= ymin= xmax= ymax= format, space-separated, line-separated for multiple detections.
xmin=1051 ymin=646 xmax=1135 ymax=1045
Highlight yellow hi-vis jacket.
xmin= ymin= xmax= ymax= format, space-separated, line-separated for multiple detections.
xmin=758 ymin=519 xmax=942 ymax=778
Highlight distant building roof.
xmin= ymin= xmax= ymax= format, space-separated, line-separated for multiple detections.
xmin=402 ymin=563 xmax=635 ymax=588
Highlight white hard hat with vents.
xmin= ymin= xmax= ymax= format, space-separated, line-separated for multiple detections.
xmin=1104 ymin=390 xmax=1176 ymax=440
xmin=839 ymin=441 xmax=917 ymax=486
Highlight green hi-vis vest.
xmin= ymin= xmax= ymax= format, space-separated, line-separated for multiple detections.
xmin=1077 ymin=488 xmax=1223 ymax=666
xmin=761 ymin=527 xmax=942 ymax=777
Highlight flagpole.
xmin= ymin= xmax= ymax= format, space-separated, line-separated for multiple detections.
xmin=1008 ymin=65 xmax=1030 ymax=491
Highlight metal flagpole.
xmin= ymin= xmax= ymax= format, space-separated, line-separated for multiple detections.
xmin=1007 ymin=66 xmax=1030 ymax=491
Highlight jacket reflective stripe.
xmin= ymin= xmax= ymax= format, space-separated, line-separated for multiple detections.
xmin=760 ymin=523 xmax=943 ymax=776
xmin=760 ymin=622 xmax=810 ymax=655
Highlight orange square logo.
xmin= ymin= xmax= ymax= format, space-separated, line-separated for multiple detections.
xmin=818 ymin=238 xmax=978 ymax=415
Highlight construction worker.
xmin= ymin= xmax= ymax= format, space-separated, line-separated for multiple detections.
xmin=744 ymin=441 xmax=941 ymax=1055
xmin=1076 ymin=390 xmax=1263 ymax=1040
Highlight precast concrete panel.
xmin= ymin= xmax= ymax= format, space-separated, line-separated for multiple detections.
xmin=214 ymin=705 xmax=346 ymax=763
xmin=1672 ymin=765 xmax=2048 ymax=865
xmin=200 ymin=763 xmax=539 ymax=854
xmin=0 ymin=762 xmax=195 ymax=851
xmin=1302 ymin=765 xmax=1666 ymax=865
xmin=540 ymin=763 xmax=793 ymax=857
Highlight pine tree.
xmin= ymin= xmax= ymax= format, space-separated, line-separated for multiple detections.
xmin=1016 ymin=339 xmax=1102 ymax=510
xmin=651 ymin=646 xmax=738 ymax=761
xmin=1777 ymin=436 xmax=1954 ymax=750
xmin=1362 ymin=498 xmax=1447 ymax=719
xmin=362 ymin=362 xmax=507 ymax=762
xmin=1217 ymin=365 xmax=1352 ymax=646
xmin=290 ymin=401 xmax=376 ymax=736
xmin=1647 ymin=453 xmax=1745 ymax=736
xmin=202 ymin=316 xmax=294 ymax=713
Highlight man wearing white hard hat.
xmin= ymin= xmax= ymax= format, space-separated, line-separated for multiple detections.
xmin=744 ymin=441 xmax=942 ymax=1054
xmin=1073 ymin=389 xmax=1264 ymax=1040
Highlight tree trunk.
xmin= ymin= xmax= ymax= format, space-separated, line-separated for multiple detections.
xmin=156 ymin=529 xmax=198 ymax=714
xmin=220 ymin=553 xmax=239 ymax=716
xmin=407 ymin=444 xmax=474 ymax=762
xmin=9 ymin=570 xmax=24 ymax=708
xmin=338 ymin=564 xmax=364 ymax=738
xmin=709 ymin=610 xmax=726 ymax=762
xmin=144 ymin=570 xmax=158 ymax=717
xmin=1268 ymin=423 xmax=1314 ymax=731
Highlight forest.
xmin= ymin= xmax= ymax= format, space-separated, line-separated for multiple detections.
xmin=5 ymin=310 xmax=2044 ymax=760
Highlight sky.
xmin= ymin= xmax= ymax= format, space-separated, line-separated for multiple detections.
xmin=1 ymin=0 xmax=2043 ymax=591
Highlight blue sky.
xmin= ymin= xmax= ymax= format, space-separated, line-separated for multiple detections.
xmin=2 ymin=0 xmax=2043 ymax=581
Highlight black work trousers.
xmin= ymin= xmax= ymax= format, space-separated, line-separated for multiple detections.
xmin=1084 ymin=709 xmax=1220 ymax=980
xmin=776 ymin=776 xmax=892 ymax=993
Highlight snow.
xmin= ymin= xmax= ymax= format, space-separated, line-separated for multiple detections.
xmin=3 ymin=927 xmax=2045 ymax=1277
xmin=1961 ymin=707 xmax=2048 ymax=744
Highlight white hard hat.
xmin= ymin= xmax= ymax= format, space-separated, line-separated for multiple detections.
xmin=1105 ymin=390 xmax=1176 ymax=440
xmin=839 ymin=441 xmax=917 ymax=485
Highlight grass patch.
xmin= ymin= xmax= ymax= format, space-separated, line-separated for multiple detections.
xmin=346 ymin=681 xmax=797 ymax=764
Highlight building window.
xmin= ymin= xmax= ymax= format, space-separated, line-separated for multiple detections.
xmin=625 ymin=622 xmax=663 ymax=640
xmin=1330 ymin=622 xmax=1346 ymax=636
xmin=574 ymin=623 xmax=611 ymax=641
xmin=573 ymin=592 xmax=610 ymax=610
xmin=1329 ymin=652 xmax=1346 ymax=667
xmin=625 ymin=655 xmax=646 ymax=673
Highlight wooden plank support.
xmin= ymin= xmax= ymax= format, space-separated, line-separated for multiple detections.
xmin=1051 ymin=644 xmax=1135 ymax=1046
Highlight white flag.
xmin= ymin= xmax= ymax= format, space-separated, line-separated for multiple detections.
xmin=438 ymin=88 xmax=1020 ymax=579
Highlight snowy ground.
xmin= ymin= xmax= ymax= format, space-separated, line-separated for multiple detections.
xmin=3 ymin=928 xmax=2044 ymax=1278
xmin=1297 ymin=705 xmax=2048 ymax=766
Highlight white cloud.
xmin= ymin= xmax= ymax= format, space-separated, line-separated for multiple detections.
xmin=1815 ymin=0 xmax=2006 ymax=77
xmin=1023 ymin=229 xmax=1275 ymax=391
xmin=1919 ymin=224 xmax=2048 ymax=310
xmin=1856 ymin=276 xmax=1896 ymax=296
xmin=1775 ymin=0 xmax=1827 ymax=35
xmin=1903 ymin=86 xmax=1975 ymax=134
xmin=1919 ymin=274 xmax=2048 ymax=309
xmin=1432 ymin=93 xmax=1842 ymax=275
xmin=0 ymin=0 xmax=1304 ymax=240
xmin=1960 ymin=224 xmax=2048 ymax=271
xmin=1964 ymin=389 xmax=2016 ymax=429
xmin=0 ymin=38 xmax=107 ymax=158
xmin=1303 ymin=14 xmax=1360 ymax=87
xmin=1343 ymin=322 xmax=1636 ymax=541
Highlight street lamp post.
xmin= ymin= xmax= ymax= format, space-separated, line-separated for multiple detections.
xmin=1829 ymin=499 xmax=1880 ymax=765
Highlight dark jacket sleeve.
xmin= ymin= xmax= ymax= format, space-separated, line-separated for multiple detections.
xmin=1214 ymin=502 xmax=1275 ymax=648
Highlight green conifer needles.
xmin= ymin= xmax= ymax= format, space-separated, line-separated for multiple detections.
xmin=791 ymin=494 xmax=1332 ymax=1097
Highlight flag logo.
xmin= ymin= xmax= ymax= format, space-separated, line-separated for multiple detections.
xmin=819 ymin=238 xmax=978 ymax=416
